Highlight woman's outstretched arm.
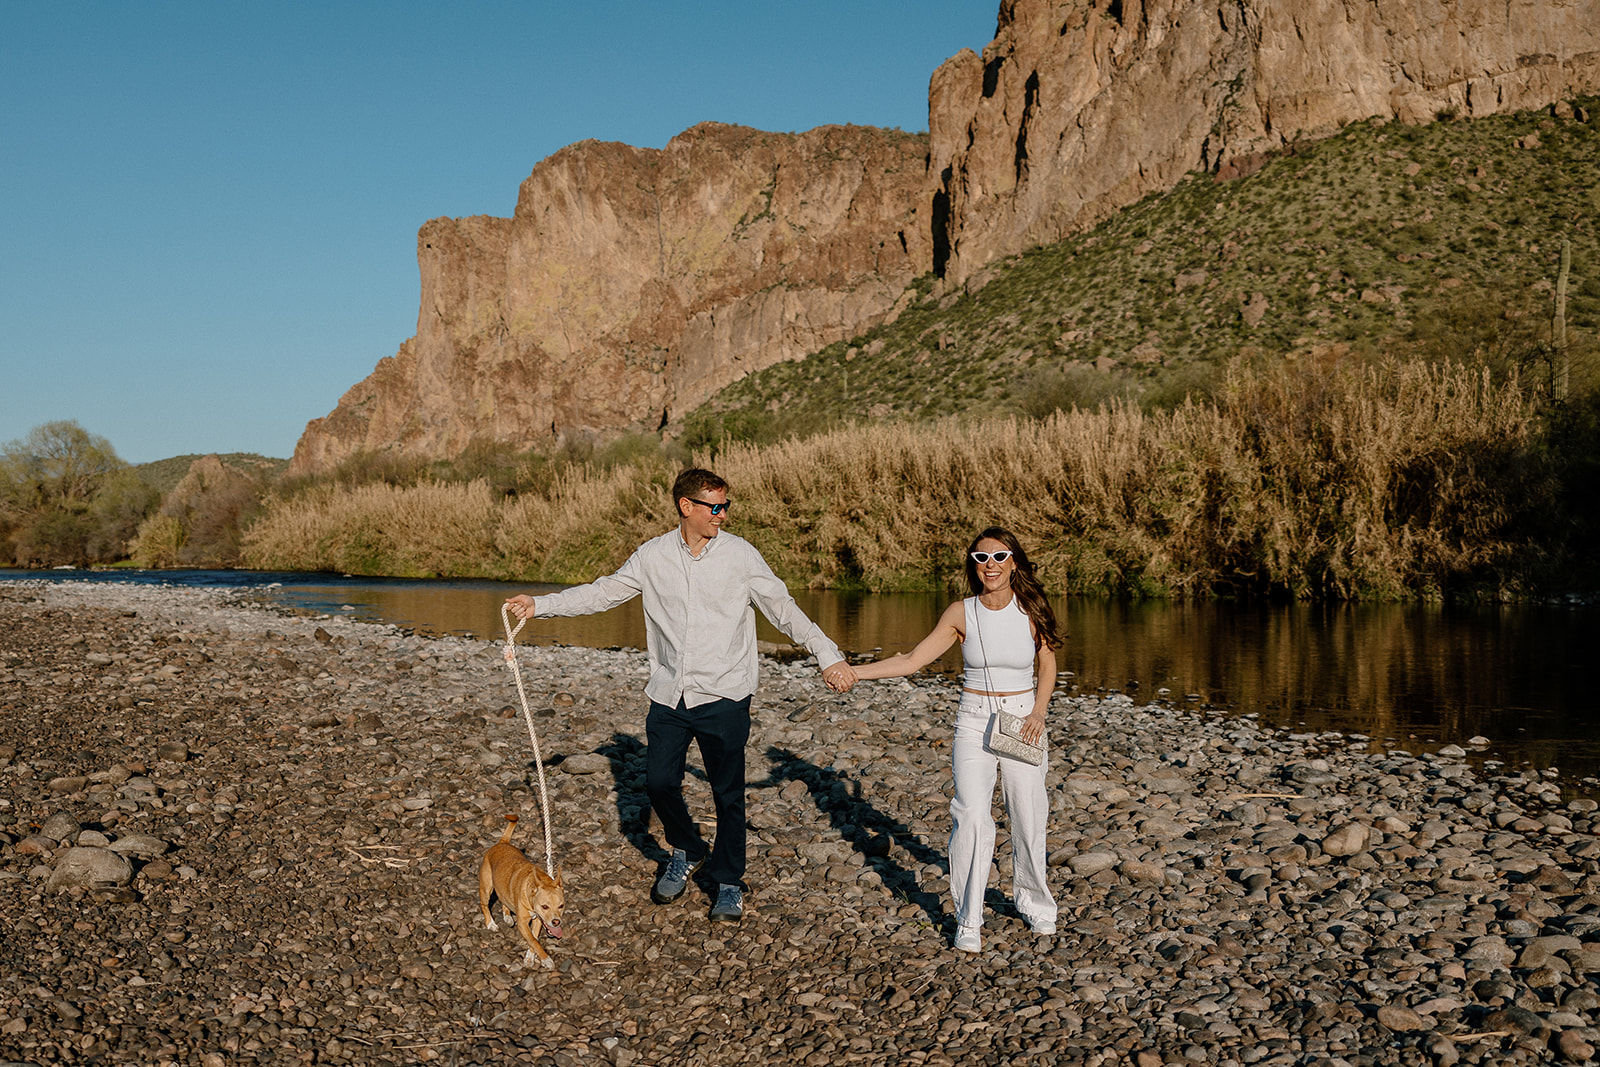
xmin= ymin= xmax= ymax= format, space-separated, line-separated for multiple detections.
xmin=851 ymin=601 xmax=966 ymax=681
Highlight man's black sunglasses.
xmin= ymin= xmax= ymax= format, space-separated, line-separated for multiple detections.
xmin=685 ymin=498 xmax=732 ymax=516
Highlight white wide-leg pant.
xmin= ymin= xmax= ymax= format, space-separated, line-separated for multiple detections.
xmin=948 ymin=692 xmax=1057 ymax=930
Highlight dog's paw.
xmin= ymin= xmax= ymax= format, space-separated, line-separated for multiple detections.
xmin=540 ymin=955 xmax=555 ymax=971
xmin=485 ymin=919 xmax=499 ymax=932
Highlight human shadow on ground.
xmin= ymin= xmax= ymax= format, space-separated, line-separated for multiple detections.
xmin=593 ymin=732 xmax=719 ymax=902
xmin=753 ymin=746 xmax=954 ymax=928
xmin=588 ymin=735 xmax=1021 ymax=926
xmin=595 ymin=733 xmax=667 ymax=865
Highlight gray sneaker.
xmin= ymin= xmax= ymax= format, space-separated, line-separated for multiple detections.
xmin=651 ymin=849 xmax=703 ymax=904
xmin=709 ymin=883 xmax=743 ymax=922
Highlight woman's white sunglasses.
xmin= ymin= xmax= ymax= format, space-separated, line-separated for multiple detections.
xmin=970 ymin=550 xmax=1013 ymax=564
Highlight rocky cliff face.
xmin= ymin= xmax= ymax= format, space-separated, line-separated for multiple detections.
xmin=289 ymin=123 xmax=929 ymax=473
xmin=291 ymin=0 xmax=1600 ymax=474
xmin=928 ymin=0 xmax=1600 ymax=285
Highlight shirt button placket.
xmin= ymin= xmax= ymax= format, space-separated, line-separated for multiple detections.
xmin=680 ymin=547 xmax=697 ymax=701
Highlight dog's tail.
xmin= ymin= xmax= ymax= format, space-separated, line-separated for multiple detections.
xmin=499 ymin=813 xmax=519 ymax=844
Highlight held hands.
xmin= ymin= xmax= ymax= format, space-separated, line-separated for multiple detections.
xmin=822 ymin=662 xmax=858 ymax=693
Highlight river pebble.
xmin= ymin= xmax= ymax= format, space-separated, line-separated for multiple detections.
xmin=4 ymin=579 xmax=1600 ymax=1065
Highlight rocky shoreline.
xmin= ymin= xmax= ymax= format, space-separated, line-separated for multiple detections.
xmin=3 ymin=581 xmax=1600 ymax=1066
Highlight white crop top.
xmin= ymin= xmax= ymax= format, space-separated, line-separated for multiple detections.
xmin=961 ymin=596 xmax=1036 ymax=692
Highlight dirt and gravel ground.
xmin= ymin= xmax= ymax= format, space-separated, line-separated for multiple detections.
xmin=4 ymin=580 xmax=1600 ymax=1066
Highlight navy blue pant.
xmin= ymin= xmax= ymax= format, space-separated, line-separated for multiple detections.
xmin=645 ymin=695 xmax=752 ymax=888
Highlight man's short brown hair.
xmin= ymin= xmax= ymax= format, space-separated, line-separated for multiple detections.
xmin=673 ymin=468 xmax=727 ymax=507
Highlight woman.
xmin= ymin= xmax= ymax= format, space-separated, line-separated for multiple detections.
xmin=853 ymin=527 xmax=1061 ymax=953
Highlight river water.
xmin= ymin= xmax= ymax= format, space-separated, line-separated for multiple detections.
xmin=5 ymin=569 xmax=1596 ymax=789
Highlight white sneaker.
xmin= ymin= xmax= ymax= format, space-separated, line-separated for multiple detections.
xmin=954 ymin=925 xmax=981 ymax=953
xmin=1022 ymin=913 xmax=1056 ymax=935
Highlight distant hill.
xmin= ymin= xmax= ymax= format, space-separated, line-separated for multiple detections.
xmin=133 ymin=454 xmax=286 ymax=496
xmin=684 ymin=102 xmax=1600 ymax=446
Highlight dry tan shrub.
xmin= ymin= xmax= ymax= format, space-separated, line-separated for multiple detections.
xmin=130 ymin=514 xmax=185 ymax=569
xmin=243 ymin=357 xmax=1547 ymax=597
xmin=711 ymin=412 xmax=1172 ymax=591
xmin=495 ymin=459 xmax=678 ymax=583
xmin=1203 ymin=357 xmax=1543 ymax=597
xmin=243 ymin=480 xmax=501 ymax=577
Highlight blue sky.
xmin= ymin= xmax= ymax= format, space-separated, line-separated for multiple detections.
xmin=1 ymin=2 xmax=994 ymax=465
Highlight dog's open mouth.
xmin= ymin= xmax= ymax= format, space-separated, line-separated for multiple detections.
xmin=545 ymin=919 xmax=565 ymax=939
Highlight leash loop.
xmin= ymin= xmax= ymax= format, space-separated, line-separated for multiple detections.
xmin=500 ymin=603 xmax=555 ymax=876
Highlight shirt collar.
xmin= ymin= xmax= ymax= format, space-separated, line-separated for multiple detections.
xmin=678 ymin=529 xmax=721 ymax=560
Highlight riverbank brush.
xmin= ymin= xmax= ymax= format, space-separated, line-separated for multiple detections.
xmin=243 ymin=358 xmax=1548 ymax=599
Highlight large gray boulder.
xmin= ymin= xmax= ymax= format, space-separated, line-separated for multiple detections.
xmin=47 ymin=846 xmax=134 ymax=890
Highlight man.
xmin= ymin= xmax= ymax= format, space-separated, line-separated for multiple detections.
xmin=505 ymin=468 xmax=857 ymax=922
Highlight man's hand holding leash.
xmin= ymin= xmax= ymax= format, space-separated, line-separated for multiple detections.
xmin=503 ymin=596 xmax=536 ymax=661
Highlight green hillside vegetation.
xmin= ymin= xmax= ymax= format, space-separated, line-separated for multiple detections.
xmin=271 ymin=433 xmax=679 ymax=503
xmin=683 ymin=102 xmax=1600 ymax=448
xmin=133 ymin=453 xmax=287 ymax=496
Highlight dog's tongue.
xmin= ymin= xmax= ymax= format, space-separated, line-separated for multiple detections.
xmin=545 ymin=921 xmax=565 ymax=939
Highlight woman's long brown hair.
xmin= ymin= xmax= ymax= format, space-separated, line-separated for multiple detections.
xmin=964 ymin=526 xmax=1061 ymax=651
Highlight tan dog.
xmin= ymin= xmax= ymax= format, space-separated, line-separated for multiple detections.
xmin=478 ymin=814 xmax=565 ymax=970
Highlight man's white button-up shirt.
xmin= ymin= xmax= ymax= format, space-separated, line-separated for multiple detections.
xmin=533 ymin=529 xmax=844 ymax=707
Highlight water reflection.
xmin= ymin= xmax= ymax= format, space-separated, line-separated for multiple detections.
xmin=4 ymin=569 xmax=1595 ymax=784
xmin=262 ymin=577 xmax=954 ymax=667
xmin=256 ymin=576 xmax=1598 ymax=780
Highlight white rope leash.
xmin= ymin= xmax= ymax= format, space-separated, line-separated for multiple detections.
xmin=500 ymin=603 xmax=555 ymax=876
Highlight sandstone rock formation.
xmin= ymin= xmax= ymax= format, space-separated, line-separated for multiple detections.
xmin=289 ymin=123 xmax=929 ymax=473
xmin=928 ymin=0 xmax=1600 ymax=285
xmin=291 ymin=0 xmax=1600 ymax=473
